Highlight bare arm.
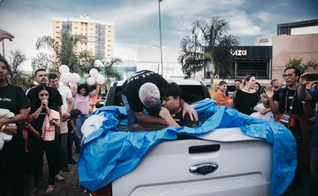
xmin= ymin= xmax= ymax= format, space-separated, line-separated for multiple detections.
xmin=31 ymin=106 xmax=42 ymax=119
xmin=159 ymin=107 xmax=181 ymax=128
xmin=135 ymin=111 xmax=167 ymax=125
xmin=298 ymin=73 xmax=312 ymax=101
xmin=0 ymin=108 xmax=28 ymax=125
xmin=180 ymin=99 xmax=198 ymax=121
xmin=70 ymin=120 xmax=80 ymax=139
xmin=23 ymin=123 xmax=40 ymax=138
xmin=92 ymin=84 xmax=100 ymax=96
xmin=265 ymin=85 xmax=279 ymax=115
xmin=67 ymin=97 xmax=74 ymax=113
xmin=0 ymin=29 xmax=14 ymax=42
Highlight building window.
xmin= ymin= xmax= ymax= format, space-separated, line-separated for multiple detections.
xmin=108 ymin=40 xmax=111 ymax=42
xmin=56 ymin=21 xmax=59 ymax=23
xmin=75 ymin=22 xmax=78 ymax=24
xmin=108 ymin=31 xmax=111 ymax=32
xmin=56 ymin=31 xmax=59 ymax=33
xmin=90 ymin=28 xmax=93 ymax=30
xmin=56 ymin=26 xmax=59 ymax=28
xmin=260 ymin=38 xmax=269 ymax=43
xmin=75 ymin=27 xmax=78 ymax=29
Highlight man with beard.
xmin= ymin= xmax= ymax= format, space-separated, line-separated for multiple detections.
xmin=271 ymin=79 xmax=280 ymax=91
xmin=266 ymin=67 xmax=314 ymax=194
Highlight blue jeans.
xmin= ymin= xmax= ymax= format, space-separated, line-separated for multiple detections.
xmin=122 ymin=95 xmax=161 ymax=125
xmin=75 ymin=114 xmax=89 ymax=140
xmin=311 ymin=147 xmax=318 ymax=196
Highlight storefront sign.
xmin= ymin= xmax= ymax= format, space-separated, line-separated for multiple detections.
xmin=231 ymin=49 xmax=247 ymax=56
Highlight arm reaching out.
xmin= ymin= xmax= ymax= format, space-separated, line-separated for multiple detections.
xmin=0 ymin=29 xmax=14 ymax=42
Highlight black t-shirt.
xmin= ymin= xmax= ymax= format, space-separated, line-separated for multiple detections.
xmin=273 ymin=88 xmax=314 ymax=115
xmin=0 ymin=84 xmax=30 ymax=115
xmin=122 ymin=70 xmax=169 ymax=113
xmin=173 ymin=109 xmax=198 ymax=128
xmin=234 ymin=90 xmax=258 ymax=115
xmin=29 ymin=107 xmax=48 ymax=129
xmin=27 ymin=86 xmax=63 ymax=111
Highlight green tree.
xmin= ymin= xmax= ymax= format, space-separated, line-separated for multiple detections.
xmin=35 ymin=31 xmax=83 ymax=73
xmin=285 ymin=58 xmax=318 ymax=72
xmin=178 ymin=17 xmax=239 ymax=79
xmin=7 ymin=50 xmax=33 ymax=90
xmin=99 ymin=57 xmax=122 ymax=85
xmin=31 ymin=52 xmax=53 ymax=74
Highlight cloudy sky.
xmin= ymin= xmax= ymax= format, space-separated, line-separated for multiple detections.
xmin=0 ymin=0 xmax=317 ymax=71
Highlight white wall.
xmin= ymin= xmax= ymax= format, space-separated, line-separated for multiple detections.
xmin=291 ymin=26 xmax=318 ymax=35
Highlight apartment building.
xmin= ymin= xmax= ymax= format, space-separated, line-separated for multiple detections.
xmin=52 ymin=14 xmax=115 ymax=58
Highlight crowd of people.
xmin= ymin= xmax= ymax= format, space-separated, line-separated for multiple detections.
xmin=209 ymin=68 xmax=317 ymax=195
xmin=0 ymin=29 xmax=317 ymax=196
xmin=0 ymin=28 xmax=102 ymax=196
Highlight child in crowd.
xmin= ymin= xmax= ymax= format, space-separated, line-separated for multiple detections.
xmin=251 ymin=87 xmax=274 ymax=121
xmin=67 ymin=109 xmax=81 ymax=163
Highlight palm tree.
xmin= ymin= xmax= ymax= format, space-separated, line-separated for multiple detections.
xmin=7 ymin=50 xmax=33 ymax=90
xmin=179 ymin=17 xmax=239 ymax=79
xmin=35 ymin=31 xmax=83 ymax=73
xmin=99 ymin=57 xmax=122 ymax=85
xmin=285 ymin=58 xmax=318 ymax=72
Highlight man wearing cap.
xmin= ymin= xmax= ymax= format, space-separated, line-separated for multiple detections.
xmin=122 ymin=70 xmax=197 ymax=126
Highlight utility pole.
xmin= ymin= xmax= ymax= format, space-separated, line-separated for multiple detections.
xmin=158 ymin=0 xmax=163 ymax=76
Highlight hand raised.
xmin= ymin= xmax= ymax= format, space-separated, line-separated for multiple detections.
xmin=0 ymin=29 xmax=14 ymax=42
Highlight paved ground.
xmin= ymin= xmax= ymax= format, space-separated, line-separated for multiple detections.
xmin=34 ymin=153 xmax=83 ymax=196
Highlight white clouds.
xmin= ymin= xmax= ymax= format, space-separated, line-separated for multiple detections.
xmin=253 ymin=11 xmax=273 ymax=24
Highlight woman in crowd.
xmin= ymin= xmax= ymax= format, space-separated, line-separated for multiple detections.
xmin=213 ymin=81 xmax=233 ymax=107
xmin=234 ymin=75 xmax=259 ymax=115
xmin=0 ymin=58 xmax=30 ymax=196
xmin=254 ymin=82 xmax=261 ymax=103
xmin=73 ymin=84 xmax=99 ymax=140
xmin=30 ymin=85 xmax=63 ymax=194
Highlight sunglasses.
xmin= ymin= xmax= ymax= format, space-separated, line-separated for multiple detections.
xmin=282 ymin=73 xmax=295 ymax=78
xmin=39 ymin=93 xmax=49 ymax=97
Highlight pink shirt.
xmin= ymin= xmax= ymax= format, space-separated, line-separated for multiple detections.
xmin=73 ymin=92 xmax=94 ymax=114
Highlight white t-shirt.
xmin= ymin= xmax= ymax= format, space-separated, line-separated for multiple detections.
xmin=250 ymin=103 xmax=274 ymax=121
xmin=58 ymin=85 xmax=72 ymax=106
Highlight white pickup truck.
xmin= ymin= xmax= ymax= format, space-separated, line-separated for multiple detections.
xmin=81 ymin=79 xmax=273 ymax=196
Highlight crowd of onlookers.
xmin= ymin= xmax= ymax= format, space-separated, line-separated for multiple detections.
xmin=0 ymin=30 xmax=101 ymax=196
xmin=210 ymin=68 xmax=318 ymax=195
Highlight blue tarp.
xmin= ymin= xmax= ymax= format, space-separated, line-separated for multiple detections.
xmin=78 ymin=99 xmax=297 ymax=196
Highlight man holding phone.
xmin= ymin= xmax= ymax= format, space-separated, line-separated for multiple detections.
xmin=298 ymin=72 xmax=318 ymax=196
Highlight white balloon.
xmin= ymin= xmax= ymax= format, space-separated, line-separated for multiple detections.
xmin=96 ymin=75 xmax=105 ymax=84
xmin=59 ymin=65 xmax=70 ymax=74
xmin=60 ymin=72 xmax=72 ymax=83
xmin=89 ymin=68 xmax=99 ymax=78
xmin=87 ymin=77 xmax=95 ymax=85
xmin=71 ymin=73 xmax=81 ymax=83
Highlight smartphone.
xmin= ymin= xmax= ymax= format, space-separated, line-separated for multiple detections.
xmin=306 ymin=73 xmax=318 ymax=81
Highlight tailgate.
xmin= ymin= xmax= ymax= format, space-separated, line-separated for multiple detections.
xmin=112 ymin=137 xmax=272 ymax=196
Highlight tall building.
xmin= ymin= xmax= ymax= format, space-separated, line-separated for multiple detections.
xmin=52 ymin=14 xmax=115 ymax=58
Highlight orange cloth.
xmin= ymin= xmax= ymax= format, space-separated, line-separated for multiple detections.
xmin=209 ymin=90 xmax=215 ymax=98
xmin=213 ymin=90 xmax=233 ymax=107
xmin=90 ymin=97 xmax=102 ymax=113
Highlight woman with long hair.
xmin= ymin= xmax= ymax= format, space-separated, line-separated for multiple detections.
xmin=234 ymin=75 xmax=258 ymax=115
xmin=30 ymin=85 xmax=63 ymax=194
xmin=73 ymin=83 xmax=99 ymax=141
xmin=213 ymin=81 xmax=233 ymax=107
xmin=0 ymin=58 xmax=30 ymax=196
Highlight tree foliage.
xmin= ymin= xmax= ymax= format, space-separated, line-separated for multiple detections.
xmin=285 ymin=58 xmax=318 ymax=73
xmin=35 ymin=31 xmax=123 ymax=83
xmin=179 ymin=17 xmax=239 ymax=79
xmin=7 ymin=50 xmax=33 ymax=90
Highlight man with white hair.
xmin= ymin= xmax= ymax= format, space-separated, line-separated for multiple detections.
xmin=122 ymin=70 xmax=197 ymax=126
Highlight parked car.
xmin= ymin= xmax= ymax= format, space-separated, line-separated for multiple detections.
xmin=82 ymin=79 xmax=272 ymax=196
